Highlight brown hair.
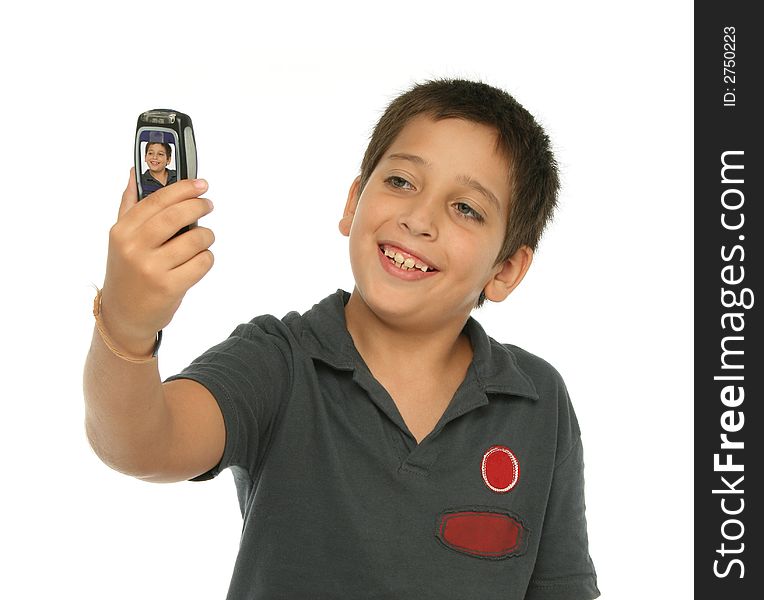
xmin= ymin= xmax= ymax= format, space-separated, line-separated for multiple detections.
xmin=145 ymin=142 xmax=172 ymax=160
xmin=357 ymin=78 xmax=559 ymax=308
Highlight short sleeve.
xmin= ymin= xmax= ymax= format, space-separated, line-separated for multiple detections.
xmin=525 ymin=435 xmax=600 ymax=599
xmin=163 ymin=317 xmax=292 ymax=483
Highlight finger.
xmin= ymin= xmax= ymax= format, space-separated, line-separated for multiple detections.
xmin=118 ymin=167 xmax=139 ymax=219
xmin=158 ymin=226 xmax=216 ymax=270
xmin=143 ymin=179 xmax=209 ymax=216
xmin=120 ymin=178 xmax=209 ymax=233
xmin=144 ymin=198 xmax=214 ymax=248
xmin=168 ymin=248 xmax=215 ymax=292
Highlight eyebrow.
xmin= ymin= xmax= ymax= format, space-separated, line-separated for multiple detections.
xmin=385 ymin=152 xmax=501 ymax=212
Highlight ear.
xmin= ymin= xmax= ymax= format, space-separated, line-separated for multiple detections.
xmin=338 ymin=175 xmax=362 ymax=237
xmin=482 ymin=245 xmax=534 ymax=303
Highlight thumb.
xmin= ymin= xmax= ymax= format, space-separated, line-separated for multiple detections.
xmin=118 ymin=167 xmax=139 ymax=219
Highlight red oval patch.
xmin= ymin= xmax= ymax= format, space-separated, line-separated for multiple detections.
xmin=436 ymin=510 xmax=527 ymax=559
xmin=481 ymin=445 xmax=519 ymax=493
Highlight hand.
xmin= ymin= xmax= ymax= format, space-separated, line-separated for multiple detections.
xmin=99 ymin=168 xmax=215 ymax=356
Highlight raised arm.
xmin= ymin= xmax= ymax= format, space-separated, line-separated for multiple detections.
xmin=83 ymin=170 xmax=222 ymax=483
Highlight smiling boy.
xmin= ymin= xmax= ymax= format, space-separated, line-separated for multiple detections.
xmin=84 ymin=79 xmax=599 ymax=599
xmin=140 ymin=141 xmax=177 ymax=195
xmin=341 ymin=114 xmax=532 ymax=444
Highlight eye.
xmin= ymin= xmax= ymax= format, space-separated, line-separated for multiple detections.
xmin=455 ymin=201 xmax=484 ymax=223
xmin=384 ymin=175 xmax=414 ymax=190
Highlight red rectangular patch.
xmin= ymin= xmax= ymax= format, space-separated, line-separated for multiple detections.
xmin=436 ymin=508 xmax=528 ymax=560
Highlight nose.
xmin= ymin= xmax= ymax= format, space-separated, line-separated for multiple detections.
xmin=398 ymin=193 xmax=439 ymax=239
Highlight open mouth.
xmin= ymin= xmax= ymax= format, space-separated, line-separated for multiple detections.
xmin=379 ymin=244 xmax=439 ymax=272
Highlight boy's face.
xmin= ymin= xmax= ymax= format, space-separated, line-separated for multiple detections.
xmin=340 ymin=115 xmax=531 ymax=325
xmin=145 ymin=144 xmax=170 ymax=174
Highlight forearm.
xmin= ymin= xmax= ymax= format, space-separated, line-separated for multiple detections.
xmin=84 ymin=174 xmax=214 ymax=479
xmin=83 ymin=324 xmax=171 ymax=479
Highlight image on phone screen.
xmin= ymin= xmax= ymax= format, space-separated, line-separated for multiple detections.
xmin=137 ymin=130 xmax=178 ymax=198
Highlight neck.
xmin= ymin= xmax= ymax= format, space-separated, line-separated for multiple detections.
xmin=344 ymin=287 xmax=472 ymax=378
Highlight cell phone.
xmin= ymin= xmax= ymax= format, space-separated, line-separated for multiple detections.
xmin=134 ymin=108 xmax=197 ymax=198
xmin=134 ymin=109 xmax=198 ymax=235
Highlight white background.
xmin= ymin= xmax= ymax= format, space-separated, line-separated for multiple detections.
xmin=0 ymin=1 xmax=692 ymax=598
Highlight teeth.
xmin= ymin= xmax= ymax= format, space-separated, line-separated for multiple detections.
xmin=382 ymin=246 xmax=433 ymax=272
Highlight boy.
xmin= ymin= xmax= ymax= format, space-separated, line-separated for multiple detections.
xmin=84 ymin=79 xmax=599 ymax=599
xmin=140 ymin=140 xmax=177 ymax=195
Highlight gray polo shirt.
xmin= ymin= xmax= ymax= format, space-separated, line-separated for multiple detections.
xmin=166 ymin=289 xmax=599 ymax=600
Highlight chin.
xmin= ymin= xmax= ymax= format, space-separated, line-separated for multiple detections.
xmin=363 ymin=277 xmax=434 ymax=313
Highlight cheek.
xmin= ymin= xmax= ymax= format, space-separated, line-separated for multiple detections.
xmin=349 ymin=198 xmax=379 ymax=232
xmin=453 ymin=232 xmax=503 ymax=275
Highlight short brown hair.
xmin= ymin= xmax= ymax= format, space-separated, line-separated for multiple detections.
xmin=357 ymin=78 xmax=559 ymax=308
xmin=145 ymin=141 xmax=172 ymax=160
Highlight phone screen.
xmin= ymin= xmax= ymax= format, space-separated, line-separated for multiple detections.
xmin=135 ymin=127 xmax=180 ymax=200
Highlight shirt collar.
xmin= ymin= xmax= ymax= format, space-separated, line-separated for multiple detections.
xmin=298 ymin=289 xmax=539 ymax=401
xmin=142 ymin=169 xmax=176 ymax=185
